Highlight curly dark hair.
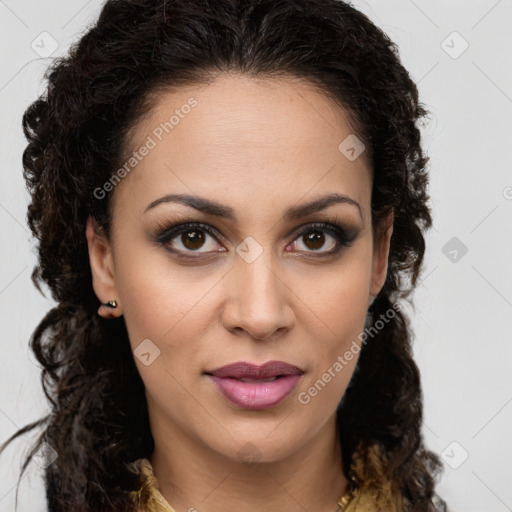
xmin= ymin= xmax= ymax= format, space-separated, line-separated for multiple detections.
xmin=1 ymin=0 xmax=448 ymax=510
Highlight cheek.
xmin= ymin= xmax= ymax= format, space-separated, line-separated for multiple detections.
xmin=115 ymin=256 xmax=210 ymax=411
xmin=296 ymin=301 xmax=367 ymax=415
xmin=113 ymin=247 xmax=223 ymax=390
xmin=302 ymin=254 xmax=371 ymax=346
xmin=294 ymin=256 xmax=371 ymax=404
xmin=113 ymin=244 xmax=197 ymax=341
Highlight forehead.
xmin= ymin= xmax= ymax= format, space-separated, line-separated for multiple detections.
xmin=114 ymin=73 xmax=372 ymax=221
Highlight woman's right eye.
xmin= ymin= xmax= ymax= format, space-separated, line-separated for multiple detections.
xmin=155 ymin=222 xmax=226 ymax=255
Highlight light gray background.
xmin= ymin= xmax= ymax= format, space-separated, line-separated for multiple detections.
xmin=1 ymin=1 xmax=511 ymax=511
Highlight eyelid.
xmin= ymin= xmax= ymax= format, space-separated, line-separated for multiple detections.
xmin=154 ymin=220 xmax=225 ymax=247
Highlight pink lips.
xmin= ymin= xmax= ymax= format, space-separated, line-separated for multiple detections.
xmin=205 ymin=360 xmax=304 ymax=410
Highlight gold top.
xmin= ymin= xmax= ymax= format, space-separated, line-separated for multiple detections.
xmin=128 ymin=457 xmax=401 ymax=512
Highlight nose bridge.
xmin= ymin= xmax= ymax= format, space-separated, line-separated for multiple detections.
xmin=236 ymin=237 xmax=282 ymax=306
xmin=223 ymin=236 xmax=292 ymax=338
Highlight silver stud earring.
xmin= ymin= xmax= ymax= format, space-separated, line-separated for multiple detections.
xmin=103 ymin=300 xmax=118 ymax=308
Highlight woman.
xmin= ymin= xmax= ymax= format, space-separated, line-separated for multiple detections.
xmin=1 ymin=0 xmax=448 ymax=510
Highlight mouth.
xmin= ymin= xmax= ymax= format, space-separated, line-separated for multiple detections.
xmin=204 ymin=360 xmax=304 ymax=410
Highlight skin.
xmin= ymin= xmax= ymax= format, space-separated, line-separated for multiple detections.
xmin=86 ymin=73 xmax=393 ymax=512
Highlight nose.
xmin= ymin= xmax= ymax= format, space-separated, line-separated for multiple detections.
xmin=220 ymin=247 xmax=295 ymax=341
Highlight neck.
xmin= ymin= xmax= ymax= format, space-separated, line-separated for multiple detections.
xmin=149 ymin=414 xmax=350 ymax=512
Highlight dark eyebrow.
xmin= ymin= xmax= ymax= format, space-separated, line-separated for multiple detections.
xmin=144 ymin=193 xmax=362 ymax=221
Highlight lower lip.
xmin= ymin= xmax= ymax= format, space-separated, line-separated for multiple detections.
xmin=207 ymin=374 xmax=302 ymax=410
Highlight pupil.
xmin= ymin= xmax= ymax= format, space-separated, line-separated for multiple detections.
xmin=182 ymin=230 xmax=205 ymax=250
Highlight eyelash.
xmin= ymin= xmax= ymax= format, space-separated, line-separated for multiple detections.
xmin=153 ymin=217 xmax=357 ymax=259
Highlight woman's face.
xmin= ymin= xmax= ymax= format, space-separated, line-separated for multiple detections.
xmin=87 ymin=73 xmax=392 ymax=464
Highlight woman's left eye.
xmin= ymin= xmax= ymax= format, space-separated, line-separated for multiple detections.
xmin=287 ymin=224 xmax=347 ymax=254
xmin=155 ymin=221 xmax=355 ymax=257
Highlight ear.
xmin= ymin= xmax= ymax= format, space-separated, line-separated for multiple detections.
xmin=85 ymin=216 xmax=122 ymax=319
xmin=370 ymin=210 xmax=394 ymax=299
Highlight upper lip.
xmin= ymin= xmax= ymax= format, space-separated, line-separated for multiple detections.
xmin=205 ymin=360 xmax=304 ymax=379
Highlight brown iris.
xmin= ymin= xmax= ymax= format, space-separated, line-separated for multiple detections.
xmin=303 ymin=230 xmax=325 ymax=250
xmin=182 ymin=229 xmax=205 ymax=250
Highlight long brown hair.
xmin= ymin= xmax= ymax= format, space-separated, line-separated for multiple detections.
xmin=1 ymin=0 xmax=447 ymax=510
